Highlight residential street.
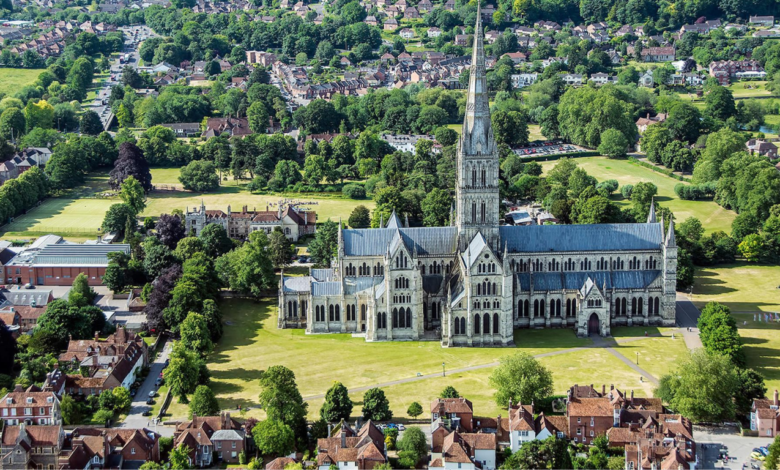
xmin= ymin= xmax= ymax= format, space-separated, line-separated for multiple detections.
xmin=119 ymin=340 xmax=174 ymax=437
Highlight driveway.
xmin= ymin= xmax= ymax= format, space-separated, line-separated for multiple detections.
xmin=119 ymin=340 xmax=174 ymax=437
xmin=694 ymin=425 xmax=774 ymax=469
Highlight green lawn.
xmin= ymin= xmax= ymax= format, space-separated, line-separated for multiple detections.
xmin=735 ymin=313 xmax=780 ymax=395
xmin=611 ymin=335 xmax=690 ymax=382
xmin=176 ymin=298 xmax=679 ymax=421
xmin=0 ymin=171 xmax=375 ymax=240
xmin=540 ymin=156 xmax=736 ymax=234
xmin=692 ymin=263 xmax=780 ymax=313
xmin=0 ymin=68 xmax=44 ymax=96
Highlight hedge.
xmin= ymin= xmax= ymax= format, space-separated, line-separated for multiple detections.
xmin=628 ymin=157 xmax=692 ymax=182
xmin=517 ymin=151 xmax=600 ymax=162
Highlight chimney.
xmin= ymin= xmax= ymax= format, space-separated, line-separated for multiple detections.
xmin=774 ymin=390 xmax=778 ymax=406
xmin=631 ymin=390 xmax=634 ymax=403
xmin=327 ymin=423 xmax=332 ymax=437
xmin=94 ymin=331 xmax=99 ymax=341
xmin=14 ymin=384 xmax=23 ymax=392
xmin=340 ymin=427 xmax=346 ymax=448
xmin=602 ymin=384 xmax=605 ymax=396
xmin=611 ymin=384 xmax=615 ymax=391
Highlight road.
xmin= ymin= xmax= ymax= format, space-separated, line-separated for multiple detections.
xmin=119 ymin=340 xmax=174 ymax=437
xmin=88 ymin=25 xmax=157 ymax=130
xmin=695 ymin=426 xmax=774 ymax=470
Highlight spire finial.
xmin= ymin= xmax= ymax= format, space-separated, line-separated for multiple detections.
xmin=646 ymin=198 xmax=657 ymax=224
xmin=666 ymin=217 xmax=676 ymax=248
xmin=380 ymin=213 xmax=384 ymax=228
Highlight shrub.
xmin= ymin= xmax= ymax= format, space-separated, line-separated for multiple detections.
xmin=620 ymin=184 xmax=634 ymax=199
xmin=342 ymin=183 xmax=366 ymax=199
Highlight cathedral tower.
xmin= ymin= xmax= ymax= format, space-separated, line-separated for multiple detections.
xmin=456 ymin=5 xmax=500 ymax=250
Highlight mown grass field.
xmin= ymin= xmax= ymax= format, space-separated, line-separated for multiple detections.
xmin=0 ymin=68 xmax=44 ymax=96
xmin=692 ymin=263 xmax=780 ymax=313
xmin=734 ymin=313 xmax=780 ymax=395
xmin=540 ymin=156 xmax=736 ymax=234
xmin=0 ymin=170 xmax=375 ymax=240
xmin=161 ymin=298 xmax=686 ymax=421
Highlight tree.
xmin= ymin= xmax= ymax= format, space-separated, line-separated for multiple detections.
xmin=0 ymin=320 xmax=17 ymax=376
xmin=180 ymin=312 xmax=214 ymax=357
xmin=735 ymin=368 xmax=767 ymax=417
xmin=666 ymin=102 xmax=702 ymax=143
xmin=407 ymin=402 xmax=423 ymax=419
xmin=308 ymin=220 xmax=338 ymax=267
xmin=268 ymin=227 xmax=296 ymax=269
xmin=440 ymin=386 xmax=460 ymax=398
xmin=0 ymin=107 xmax=25 ymax=141
xmin=69 ymin=273 xmax=96 ymax=307
xmin=112 ymin=387 xmax=131 ymax=413
xmin=422 ymin=188 xmax=452 ymax=227
xmin=397 ymin=426 xmax=427 ymax=466
xmin=738 ymin=234 xmax=764 ymax=262
xmin=348 ymin=205 xmax=371 ymax=228
xmin=199 ymin=224 xmax=233 ymax=258
xmin=119 ymin=176 xmax=146 ymax=214
xmin=342 ymin=183 xmax=366 ymax=199
xmin=24 ymin=100 xmax=54 ymax=131
xmin=166 ymin=342 xmax=205 ymax=401
xmin=321 ymin=382 xmax=353 ymax=422
xmin=169 ymin=444 xmax=193 ymax=470
xmin=189 ymin=385 xmax=220 ymax=417
xmin=491 ymin=109 xmax=529 ymax=147
xmin=697 ymin=301 xmax=744 ymax=365
xmin=61 ymin=395 xmax=82 ymax=425
xmin=655 ymin=349 xmax=739 ymax=422
xmin=489 ymin=352 xmax=554 ymax=407
xmin=272 ymin=160 xmax=302 ymax=190
xmin=102 ymin=203 xmax=137 ymax=234
xmin=247 ymin=101 xmax=270 ymax=134
xmin=109 ymin=142 xmax=152 ymax=192
xmin=156 ymin=214 xmax=186 ymax=249
xmin=252 ymin=420 xmax=296 ymax=457
xmin=258 ymin=365 xmax=308 ymax=446
xmin=80 ymin=110 xmax=103 ymax=135
xmin=215 ymin=231 xmax=274 ymax=296
xmin=179 ymin=160 xmax=220 ymax=192
xmin=139 ymin=463 xmax=164 ymax=470
xmin=143 ymin=242 xmax=176 ymax=280
xmin=766 ymin=434 xmax=780 ymax=470
xmin=705 ymin=85 xmax=736 ymax=121
xmin=362 ymin=388 xmax=392 ymax=421
xmin=598 ymin=129 xmax=629 ymax=159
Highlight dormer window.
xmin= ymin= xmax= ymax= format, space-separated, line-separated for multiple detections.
xmin=26 ymin=398 xmax=33 ymax=404
xmin=6 ymin=398 xmax=11 ymax=405
xmin=46 ymin=397 xmax=53 ymax=403
xmin=93 ymin=456 xmax=100 ymax=463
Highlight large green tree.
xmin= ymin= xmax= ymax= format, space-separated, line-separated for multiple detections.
xmin=320 ymin=382 xmax=353 ymax=423
xmin=180 ymin=312 xmax=214 ymax=357
xmin=189 ymin=385 xmax=220 ymax=417
xmin=258 ymin=365 xmax=308 ymax=446
xmin=268 ymin=227 xmax=295 ymax=269
xmin=361 ymin=388 xmax=392 ymax=421
xmin=308 ymin=220 xmax=338 ymax=267
xmin=489 ymin=352 xmax=554 ymax=407
xmin=252 ymin=420 xmax=295 ymax=457
xmin=215 ymin=231 xmax=274 ymax=296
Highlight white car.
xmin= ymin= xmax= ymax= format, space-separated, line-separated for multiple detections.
xmin=148 ymin=390 xmax=155 ymax=398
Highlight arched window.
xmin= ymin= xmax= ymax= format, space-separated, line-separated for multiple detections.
xmin=472 ymin=202 xmax=477 ymax=222
xmin=492 ymin=283 xmax=497 ymax=295
xmin=454 ymin=317 xmax=460 ymax=335
xmin=540 ymin=299 xmax=546 ymax=316
xmin=472 ymin=168 xmax=477 ymax=186
xmin=481 ymin=168 xmax=486 ymax=186
xmin=631 ymin=298 xmax=637 ymax=315
xmin=566 ymin=298 xmax=571 ymax=316
xmin=361 ymin=304 xmax=366 ymax=321
xmin=460 ymin=317 xmax=466 ymax=335
xmin=483 ymin=314 xmax=490 ymax=334
xmin=518 ymin=299 xmax=524 ymax=317
xmin=329 ymin=305 xmax=334 ymax=322
xmin=572 ymin=298 xmax=576 ymax=314
xmin=474 ymin=314 xmax=480 ymax=334
xmin=335 ymin=305 xmax=340 ymax=321
xmin=493 ymin=313 xmax=499 ymax=334
xmin=406 ymin=308 xmax=411 ymax=328
xmin=614 ymin=298 xmax=621 ymax=315
xmin=534 ymin=299 xmax=539 ymax=317
xmin=638 ymin=297 xmax=643 ymax=315
xmin=480 ymin=202 xmax=486 ymax=223
xmin=393 ymin=308 xmax=398 ymax=328
xmin=654 ymin=297 xmax=659 ymax=315
xmin=556 ymin=299 xmax=561 ymax=316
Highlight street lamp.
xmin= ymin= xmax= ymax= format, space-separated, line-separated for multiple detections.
xmin=635 ymin=351 xmax=639 ymax=365
xmin=442 ymin=362 xmax=445 ymax=377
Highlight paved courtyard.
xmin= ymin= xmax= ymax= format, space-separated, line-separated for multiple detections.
xmin=694 ymin=426 xmax=774 ymax=470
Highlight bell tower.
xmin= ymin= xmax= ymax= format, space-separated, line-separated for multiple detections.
xmin=456 ymin=5 xmax=500 ymax=250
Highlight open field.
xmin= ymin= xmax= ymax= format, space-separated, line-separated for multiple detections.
xmin=735 ymin=313 xmax=780 ymax=395
xmin=0 ymin=68 xmax=44 ymax=96
xmin=160 ymin=298 xmax=687 ymax=421
xmin=611 ymin=335 xmax=690 ymax=382
xmin=540 ymin=156 xmax=736 ymax=234
xmin=691 ymin=263 xmax=780 ymax=313
xmin=0 ymin=171 xmax=375 ymax=239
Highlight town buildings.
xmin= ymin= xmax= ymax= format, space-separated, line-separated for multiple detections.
xmin=0 ymin=424 xmax=64 ymax=469
xmin=315 ymin=420 xmax=387 ymax=469
xmin=174 ymin=413 xmax=247 ymax=466
xmin=184 ymin=201 xmax=317 ymax=242
xmin=0 ymin=385 xmax=61 ymax=426
xmin=4 ymin=243 xmax=131 ymax=287
xmin=59 ymin=427 xmax=162 ymax=469
xmin=641 ymin=47 xmax=676 ymax=62
xmin=751 ymin=390 xmax=780 ymax=437
xmin=278 ymin=10 xmax=678 ymax=346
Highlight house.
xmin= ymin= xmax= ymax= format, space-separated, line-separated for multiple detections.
xmin=417 ymin=0 xmax=432 ymax=11
xmin=4 ymin=243 xmax=131 ymax=287
xmin=746 ymin=139 xmax=778 ymax=159
xmin=485 ymin=30 xmax=500 ymax=43
xmin=202 ymin=117 xmax=252 ymax=138
xmin=245 ymin=50 xmax=276 ymax=66
xmin=503 ymin=401 xmax=568 ymax=451
xmin=340 ymin=56 xmax=353 ymax=67
xmin=636 ymin=113 xmax=667 ymax=134
xmin=589 ymin=72 xmax=612 ymax=86
xmin=316 ymin=420 xmax=386 ymax=470
xmin=641 ymin=47 xmax=675 ymax=62
xmin=750 ymin=15 xmax=775 ymax=27
xmin=511 ymin=73 xmax=538 ymax=89
xmin=185 ymin=202 xmax=317 ymax=242
xmin=429 ymin=431 xmax=497 ymax=470
xmin=615 ymin=24 xmax=633 ymax=36
xmin=753 ymin=30 xmax=780 ymax=37
xmin=404 ymin=6 xmax=420 ymax=18
xmin=0 ymin=385 xmax=61 ymax=426
xmin=59 ymin=326 xmax=148 ymax=395
xmin=431 ymin=397 xmax=474 ymax=432
xmin=709 ymin=60 xmax=765 ymax=85
xmin=638 ymin=69 xmax=654 ymax=87
xmin=380 ymin=134 xmax=435 ymax=153
xmin=161 ymin=122 xmax=201 ymax=138
xmin=174 ymin=413 xmax=246 ymax=467
xmin=455 ymin=34 xmax=469 ymax=46
xmin=0 ymin=424 xmax=64 ymax=469
xmin=502 ymin=52 xmax=526 ymax=64
xmin=0 ymin=289 xmax=54 ymax=333
xmin=60 ymin=427 xmax=162 ymax=469
xmin=384 ymin=18 xmax=398 ymax=30
xmin=427 ymin=27 xmax=442 ymax=37
xmin=561 ymin=73 xmax=583 ymax=86
xmin=364 ymin=15 xmax=377 ymax=26
xmin=266 ymin=457 xmax=297 ymax=469
xmin=751 ymin=390 xmax=780 ymax=436
xmin=623 ymin=421 xmax=696 ymax=470
xmin=400 ymin=28 xmax=415 ymax=39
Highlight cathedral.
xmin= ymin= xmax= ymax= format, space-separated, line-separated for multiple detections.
xmin=278 ymin=10 xmax=678 ymax=346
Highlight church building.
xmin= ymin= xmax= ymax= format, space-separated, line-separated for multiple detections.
xmin=278 ymin=10 xmax=677 ymax=346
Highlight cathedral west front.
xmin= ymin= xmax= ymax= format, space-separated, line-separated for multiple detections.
xmin=278 ymin=10 xmax=678 ymax=347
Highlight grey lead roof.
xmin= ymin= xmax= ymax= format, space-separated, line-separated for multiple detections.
xmin=516 ymin=270 xmax=662 ymax=291
xmin=312 ymin=281 xmax=342 ymax=296
xmin=500 ymin=223 xmax=664 ymax=253
xmin=311 ymin=269 xmax=335 ymax=281
xmin=283 ymin=276 xmax=312 ymax=293
xmin=342 ymin=227 xmax=458 ymax=257
xmin=344 ymin=276 xmax=383 ymax=294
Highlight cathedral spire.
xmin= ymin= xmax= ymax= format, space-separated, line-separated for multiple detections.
xmin=647 ymin=198 xmax=657 ymax=223
xmin=461 ymin=1 xmax=493 ymax=155
xmin=666 ymin=218 xmax=676 ymax=247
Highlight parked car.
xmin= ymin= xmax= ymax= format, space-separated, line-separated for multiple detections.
xmin=142 ymin=410 xmax=152 ymax=416
xmin=751 ymin=451 xmax=765 ymax=461
xmin=759 ymin=447 xmax=769 ymax=456
xmin=130 ymin=389 xmax=137 ymax=397
xmin=148 ymin=390 xmax=155 ymax=398
xmin=146 ymin=398 xmax=155 ymax=405
xmin=397 ymin=424 xmax=406 ymax=431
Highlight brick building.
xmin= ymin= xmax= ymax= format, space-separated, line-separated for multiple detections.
xmin=0 ymin=423 xmax=64 ymax=469
xmin=4 ymin=244 xmax=131 ymax=287
xmin=185 ymin=202 xmax=316 ymax=242
xmin=431 ymin=397 xmax=475 ymax=432
xmin=0 ymin=385 xmax=61 ymax=426
xmin=174 ymin=413 xmax=246 ymax=466
xmin=751 ymin=390 xmax=780 ymax=437
xmin=316 ymin=420 xmax=386 ymax=469
xmin=59 ymin=427 xmax=162 ymax=468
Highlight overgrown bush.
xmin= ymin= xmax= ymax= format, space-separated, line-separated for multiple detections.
xmin=620 ymin=184 xmax=634 ymax=199
xmin=342 ymin=183 xmax=366 ymax=199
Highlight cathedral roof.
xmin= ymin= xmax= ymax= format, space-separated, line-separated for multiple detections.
xmin=516 ymin=270 xmax=662 ymax=291
xmin=344 ymin=276 xmax=383 ymax=294
xmin=463 ymin=232 xmax=487 ymax=267
xmin=342 ymin=227 xmax=458 ymax=256
xmin=500 ymin=223 xmax=664 ymax=252
xmin=283 ymin=276 xmax=312 ymax=293
xmin=385 ymin=210 xmax=403 ymax=229
xmin=312 ymin=281 xmax=342 ymax=296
